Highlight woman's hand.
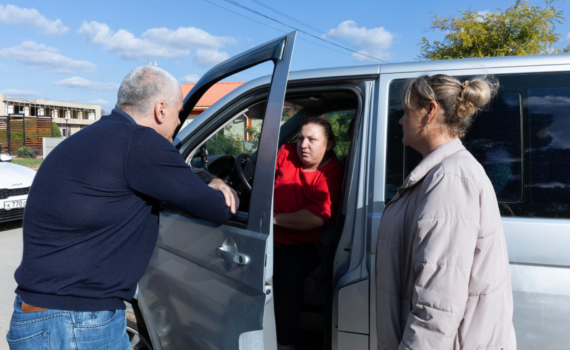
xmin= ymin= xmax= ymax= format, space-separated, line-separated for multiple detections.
xmin=273 ymin=209 xmax=325 ymax=230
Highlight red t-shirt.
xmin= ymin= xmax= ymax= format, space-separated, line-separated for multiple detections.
xmin=273 ymin=143 xmax=344 ymax=247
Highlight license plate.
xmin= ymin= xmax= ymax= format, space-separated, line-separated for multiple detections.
xmin=4 ymin=200 xmax=26 ymax=210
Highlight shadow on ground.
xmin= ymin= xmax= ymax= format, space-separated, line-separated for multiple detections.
xmin=0 ymin=220 xmax=22 ymax=232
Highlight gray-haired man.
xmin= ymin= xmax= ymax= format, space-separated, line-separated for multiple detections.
xmin=7 ymin=66 xmax=238 ymax=349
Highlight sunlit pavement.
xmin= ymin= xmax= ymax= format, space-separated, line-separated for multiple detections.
xmin=0 ymin=220 xmax=23 ymax=350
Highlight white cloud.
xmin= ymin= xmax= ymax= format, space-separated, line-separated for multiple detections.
xmin=529 ymin=182 xmax=569 ymax=189
xmin=85 ymin=99 xmax=114 ymax=110
xmin=528 ymin=95 xmax=570 ymax=107
xmin=1 ymin=89 xmax=42 ymax=98
xmin=192 ymin=49 xmax=229 ymax=66
xmin=180 ymin=74 xmax=200 ymax=83
xmin=86 ymin=99 xmax=110 ymax=105
xmin=0 ymin=5 xmax=68 ymax=36
xmin=0 ymin=41 xmax=96 ymax=73
xmin=78 ymin=21 xmax=234 ymax=64
xmin=142 ymin=27 xmax=236 ymax=49
xmin=324 ymin=20 xmax=393 ymax=62
xmin=476 ymin=10 xmax=493 ymax=22
xmin=53 ymin=77 xmax=119 ymax=91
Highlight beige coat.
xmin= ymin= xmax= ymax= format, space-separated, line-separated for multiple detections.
xmin=375 ymin=138 xmax=516 ymax=350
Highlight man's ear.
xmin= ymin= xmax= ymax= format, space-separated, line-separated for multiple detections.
xmin=154 ymin=101 xmax=166 ymax=124
xmin=326 ymin=140 xmax=333 ymax=151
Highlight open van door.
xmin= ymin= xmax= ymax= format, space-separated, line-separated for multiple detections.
xmin=136 ymin=32 xmax=296 ymax=350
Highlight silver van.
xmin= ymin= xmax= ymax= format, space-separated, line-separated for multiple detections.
xmin=127 ymin=32 xmax=570 ymax=350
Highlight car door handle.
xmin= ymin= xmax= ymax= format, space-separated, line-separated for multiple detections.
xmin=217 ymin=247 xmax=250 ymax=266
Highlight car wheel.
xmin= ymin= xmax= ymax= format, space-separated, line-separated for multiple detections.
xmin=126 ymin=303 xmax=153 ymax=350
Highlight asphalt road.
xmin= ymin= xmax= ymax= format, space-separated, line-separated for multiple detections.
xmin=0 ymin=220 xmax=23 ymax=350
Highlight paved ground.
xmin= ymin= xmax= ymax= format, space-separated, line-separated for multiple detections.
xmin=0 ymin=220 xmax=23 ymax=350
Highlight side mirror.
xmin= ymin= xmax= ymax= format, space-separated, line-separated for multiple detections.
xmin=0 ymin=154 xmax=13 ymax=162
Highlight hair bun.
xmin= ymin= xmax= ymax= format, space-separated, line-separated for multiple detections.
xmin=402 ymin=74 xmax=499 ymax=138
xmin=457 ymin=77 xmax=498 ymax=120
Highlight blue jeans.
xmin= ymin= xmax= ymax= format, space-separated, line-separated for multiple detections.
xmin=6 ymin=295 xmax=131 ymax=350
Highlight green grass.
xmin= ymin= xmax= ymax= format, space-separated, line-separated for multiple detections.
xmin=11 ymin=158 xmax=43 ymax=169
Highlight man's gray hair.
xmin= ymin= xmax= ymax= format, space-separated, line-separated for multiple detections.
xmin=116 ymin=66 xmax=181 ymax=117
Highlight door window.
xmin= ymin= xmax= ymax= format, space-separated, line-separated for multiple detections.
xmin=197 ymin=103 xmax=264 ymax=160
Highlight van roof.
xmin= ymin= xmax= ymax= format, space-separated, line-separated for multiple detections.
xmin=285 ymin=52 xmax=570 ymax=81
xmin=377 ymin=52 xmax=570 ymax=74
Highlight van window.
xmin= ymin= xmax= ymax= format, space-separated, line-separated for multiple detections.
xmin=401 ymin=91 xmax=523 ymax=202
xmin=529 ymin=88 xmax=570 ymax=215
xmin=386 ymin=72 xmax=570 ymax=218
xmin=386 ymin=80 xmax=523 ymax=203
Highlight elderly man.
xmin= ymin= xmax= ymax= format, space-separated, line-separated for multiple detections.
xmin=6 ymin=66 xmax=238 ymax=349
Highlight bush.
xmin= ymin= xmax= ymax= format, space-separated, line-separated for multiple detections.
xmin=18 ymin=146 xmax=41 ymax=159
xmin=18 ymin=146 xmax=30 ymax=158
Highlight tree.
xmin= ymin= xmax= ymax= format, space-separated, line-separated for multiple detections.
xmin=325 ymin=112 xmax=353 ymax=158
xmin=52 ymin=122 xmax=62 ymax=138
xmin=419 ymin=0 xmax=570 ymax=60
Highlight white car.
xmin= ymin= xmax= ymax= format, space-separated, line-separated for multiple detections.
xmin=0 ymin=154 xmax=36 ymax=223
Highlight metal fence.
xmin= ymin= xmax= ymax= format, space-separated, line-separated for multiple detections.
xmin=0 ymin=115 xmax=54 ymax=155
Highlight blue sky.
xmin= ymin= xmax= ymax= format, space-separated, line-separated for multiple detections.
xmin=1 ymin=0 xmax=570 ymax=112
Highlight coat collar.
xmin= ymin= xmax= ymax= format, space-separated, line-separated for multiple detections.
xmin=403 ymin=138 xmax=465 ymax=189
xmin=111 ymin=108 xmax=136 ymax=124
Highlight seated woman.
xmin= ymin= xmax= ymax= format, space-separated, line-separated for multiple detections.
xmin=272 ymin=117 xmax=345 ymax=350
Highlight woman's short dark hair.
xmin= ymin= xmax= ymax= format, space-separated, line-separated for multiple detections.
xmin=300 ymin=116 xmax=336 ymax=148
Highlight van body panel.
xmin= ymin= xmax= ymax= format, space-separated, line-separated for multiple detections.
xmin=338 ymin=280 xmax=369 ymax=334
xmin=504 ymin=218 xmax=570 ymax=267
xmin=337 ymin=332 xmax=368 ymax=350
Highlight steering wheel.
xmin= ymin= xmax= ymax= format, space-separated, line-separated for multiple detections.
xmin=234 ymin=153 xmax=256 ymax=193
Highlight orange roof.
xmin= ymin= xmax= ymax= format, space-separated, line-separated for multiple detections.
xmin=181 ymin=82 xmax=246 ymax=108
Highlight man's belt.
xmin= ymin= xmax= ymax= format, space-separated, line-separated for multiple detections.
xmin=22 ymin=302 xmax=47 ymax=313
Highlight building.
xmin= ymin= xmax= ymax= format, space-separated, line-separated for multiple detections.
xmin=180 ymin=82 xmax=245 ymax=128
xmin=0 ymin=93 xmax=101 ymax=137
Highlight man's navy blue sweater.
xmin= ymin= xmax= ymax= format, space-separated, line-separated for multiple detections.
xmin=15 ymin=110 xmax=231 ymax=311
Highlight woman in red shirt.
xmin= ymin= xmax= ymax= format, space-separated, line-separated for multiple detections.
xmin=273 ymin=117 xmax=344 ymax=350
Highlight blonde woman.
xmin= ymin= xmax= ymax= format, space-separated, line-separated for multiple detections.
xmin=375 ymin=75 xmax=516 ymax=350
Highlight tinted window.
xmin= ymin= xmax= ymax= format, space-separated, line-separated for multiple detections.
xmin=386 ymin=80 xmax=523 ymax=203
xmin=464 ymin=92 xmax=522 ymax=202
xmin=386 ymin=72 xmax=570 ymax=218
xmin=529 ymin=88 xmax=570 ymax=214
